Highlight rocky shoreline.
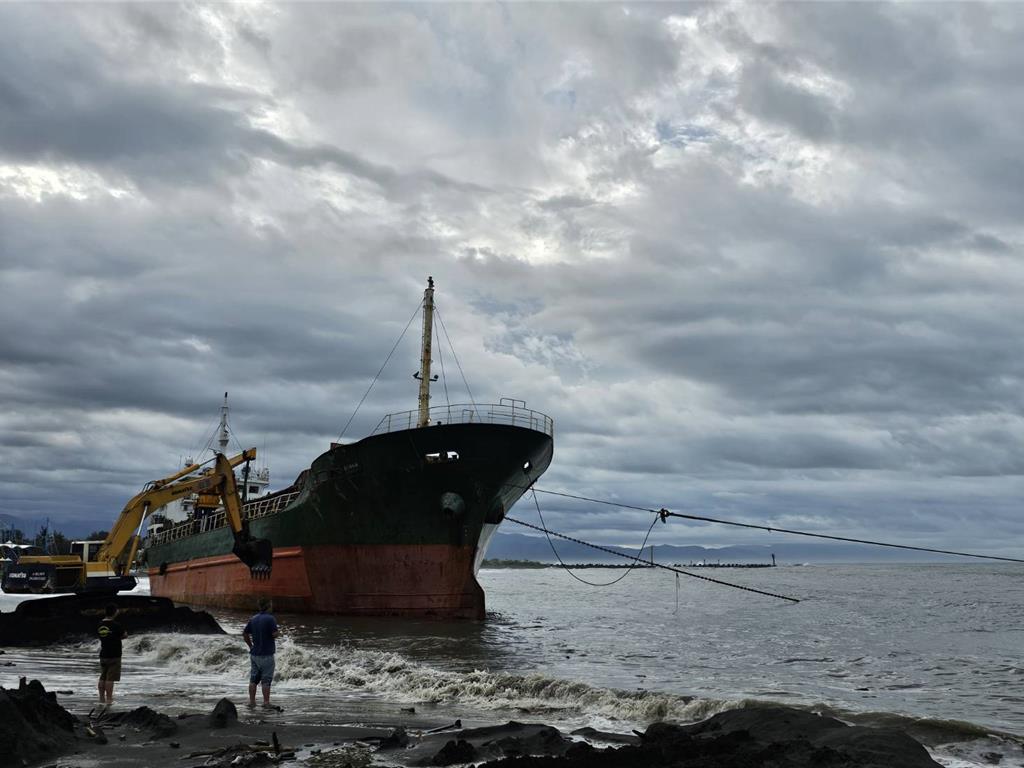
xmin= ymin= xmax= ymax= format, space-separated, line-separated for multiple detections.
xmin=1 ymin=678 xmax=942 ymax=768
xmin=0 ymin=594 xmax=223 ymax=647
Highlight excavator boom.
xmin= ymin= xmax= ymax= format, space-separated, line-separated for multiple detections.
xmin=2 ymin=449 xmax=273 ymax=595
xmin=214 ymin=453 xmax=273 ymax=579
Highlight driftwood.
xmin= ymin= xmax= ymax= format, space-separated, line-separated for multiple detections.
xmin=180 ymin=739 xmax=297 ymax=765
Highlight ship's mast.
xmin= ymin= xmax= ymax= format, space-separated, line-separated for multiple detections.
xmin=218 ymin=391 xmax=230 ymax=453
xmin=416 ymin=277 xmax=435 ymax=428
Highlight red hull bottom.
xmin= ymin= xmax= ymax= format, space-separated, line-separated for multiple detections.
xmin=147 ymin=545 xmax=485 ymax=619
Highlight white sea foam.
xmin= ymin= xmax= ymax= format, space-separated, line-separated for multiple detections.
xmin=928 ymin=734 xmax=1024 ymax=768
xmin=116 ymin=629 xmax=1024 ymax=764
xmin=116 ymin=632 xmax=736 ymax=726
xmin=930 ymin=747 xmax=1023 ymax=768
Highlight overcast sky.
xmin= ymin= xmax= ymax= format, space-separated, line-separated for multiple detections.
xmin=1 ymin=3 xmax=1022 ymax=557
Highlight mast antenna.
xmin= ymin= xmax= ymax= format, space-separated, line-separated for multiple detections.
xmin=218 ymin=392 xmax=230 ymax=454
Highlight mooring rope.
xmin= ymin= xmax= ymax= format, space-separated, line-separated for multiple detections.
xmin=527 ymin=488 xmax=1024 ymax=565
xmin=434 ymin=316 xmax=451 ymax=409
xmin=531 ymin=489 xmax=660 ymax=587
xmin=505 ymin=515 xmax=801 ymax=603
xmin=336 ymin=299 xmax=423 ymax=442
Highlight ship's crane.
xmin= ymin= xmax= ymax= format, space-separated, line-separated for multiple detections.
xmin=1 ymin=449 xmax=273 ymax=595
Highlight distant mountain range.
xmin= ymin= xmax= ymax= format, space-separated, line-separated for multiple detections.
xmin=486 ymin=530 xmax=962 ymax=564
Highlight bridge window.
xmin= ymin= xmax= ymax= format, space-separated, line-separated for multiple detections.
xmin=425 ymin=451 xmax=460 ymax=464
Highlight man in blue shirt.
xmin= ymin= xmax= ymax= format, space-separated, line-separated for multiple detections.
xmin=243 ymin=596 xmax=279 ymax=708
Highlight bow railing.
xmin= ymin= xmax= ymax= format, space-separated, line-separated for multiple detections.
xmin=371 ymin=400 xmax=553 ymax=437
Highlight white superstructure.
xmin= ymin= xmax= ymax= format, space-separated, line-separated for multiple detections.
xmin=159 ymin=393 xmax=270 ymax=524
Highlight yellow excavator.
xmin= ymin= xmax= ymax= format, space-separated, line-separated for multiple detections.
xmin=1 ymin=449 xmax=273 ymax=595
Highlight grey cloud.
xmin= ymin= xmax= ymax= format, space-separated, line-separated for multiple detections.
xmin=1 ymin=3 xmax=1023 ymax=556
xmin=0 ymin=10 xmax=481 ymax=197
xmin=258 ymin=133 xmax=492 ymax=197
xmin=701 ymin=431 xmax=895 ymax=472
xmin=757 ymin=5 xmax=1024 ymax=225
xmin=969 ymin=233 xmax=1010 ymax=253
xmin=538 ymin=195 xmax=599 ymax=212
xmin=736 ymin=66 xmax=838 ymax=142
xmin=773 ymin=3 xmax=957 ymax=88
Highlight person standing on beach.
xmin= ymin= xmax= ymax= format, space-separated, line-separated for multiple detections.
xmin=243 ymin=596 xmax=279 ymax=708
xmin=97 ymin=603 xmax=127 ymax=707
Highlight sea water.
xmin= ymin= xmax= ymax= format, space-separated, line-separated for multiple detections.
xmin=2 ymin=563 xmax=1022 ymax=767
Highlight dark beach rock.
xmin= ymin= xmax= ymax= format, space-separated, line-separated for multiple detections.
xmin=565 ymin=741 xmax=597 ymax=759
xmin=490 ymin=725 xmax=570 ymax=758
xmin=405 ymin=721 xmax=573 ymax=766
xmin=0 ymin=679 xmax=77 ymax=768
xmin=679 ymin=706 xmax=940 ymax=767
xmin=209 ymin=697 xmax=238 ymax=728
xmin=432 ymin=738 xmax=478 ymax=766
xmin=0 ymin=594 xmax=225 ymax=646
xmin=104 ymin=705 xmax=178 ymax=739
xmin=379 ymin=726 xmax=410 ymax=748
xmin=472 ymin=706 xmax=940 ymax=768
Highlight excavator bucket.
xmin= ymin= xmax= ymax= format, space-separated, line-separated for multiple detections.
xmin=232 ymin=532 xmax=274 ymax=579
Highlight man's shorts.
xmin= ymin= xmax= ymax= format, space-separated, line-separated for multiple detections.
xmin=99 ymin=658 xmax=122 ymax=683
xmin=249 ymin=654 xmax=275 ymax=686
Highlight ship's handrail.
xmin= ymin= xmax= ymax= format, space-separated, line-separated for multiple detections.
xmin=146 ymin=490 xmax=301 ymax=547
xmin=244 ymin=491 xmax=300 ymax=521
xmin=371 ymin=402 xmax=554 ymax=437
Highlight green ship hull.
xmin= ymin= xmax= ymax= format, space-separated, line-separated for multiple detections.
xmin=146 ymin=408 xmax=553 ymax=618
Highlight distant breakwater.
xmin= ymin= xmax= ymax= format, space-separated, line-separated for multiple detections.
xmin=481 ymin=559 xmax=776 ymax=569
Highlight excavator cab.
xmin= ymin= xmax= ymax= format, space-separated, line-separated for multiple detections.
xmin=2 ymin=540 xmax=137 ymax=595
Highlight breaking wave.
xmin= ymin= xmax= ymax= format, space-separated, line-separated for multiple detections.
xmin=119 ymin=633 xmax=742 ymax=725
xmin=60 ymin=632 xmax=1023 ymax=766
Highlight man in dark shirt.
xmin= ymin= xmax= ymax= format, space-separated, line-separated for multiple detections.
xmin=243 ymin=596 xmax=279 ymax=708
xmin=97 ymin=603 xmax=127 ymax=707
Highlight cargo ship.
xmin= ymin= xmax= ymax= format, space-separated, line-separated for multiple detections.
xmin=145 ymin=278 xmax=553 ymax=618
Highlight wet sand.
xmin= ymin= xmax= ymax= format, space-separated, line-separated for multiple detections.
xmin=63 ymin=709 xmax=409 ymax=768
